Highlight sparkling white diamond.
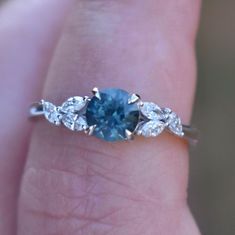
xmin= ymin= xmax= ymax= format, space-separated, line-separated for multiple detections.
xmin=137 ymin=102 xmax=184 ymax=137
xmin=42 ymin=97 xmax=88 ymax=131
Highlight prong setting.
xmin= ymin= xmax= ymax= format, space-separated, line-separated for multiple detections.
xmin=128 ymin=93 xmax=141 ymax=104
xmin=125 ymin=129 xmax=134 ymax=140
xmin=86 ymin=125 xmax=97 ymax=136
xmin=84 ymin=96 xmax=91 ymax=102
xmin=92 ymin=87 xmax=101 ymax=100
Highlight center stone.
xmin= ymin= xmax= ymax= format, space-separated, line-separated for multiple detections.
xmin=86 ymin=88 xmax=140 ymax=142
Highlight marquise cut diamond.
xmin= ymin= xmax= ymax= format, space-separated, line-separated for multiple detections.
xmin=167 ymin=112 xmax=183 ymax=136
xmin=61 ymin=96 xmax=88 ymax=131
xmin=137 ymin=120 xmax=165 ymax=137
xmin=62 ymin=114 xmax=88 ymax=131
xmin=74 ymin=116 xmax=88 ymax=131
xmin=140 ymin=102 xmax=163 ymax=120
xmin=42 ymin=101 xmax=62 ymax=126
xmin=62 ymin=113 xmax=77 ymax=130
xmin=161 ymin=108 xmax=183 ymax=136
xmin=137 ymin=102 xmax=166 ymax=137
xmin=61 ymin=96 xmax=87 ymax=113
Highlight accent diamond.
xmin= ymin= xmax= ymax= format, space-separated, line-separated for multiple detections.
xmin=62 ymin=113 xmax=77 ymax=130
xmin=60 ymin=96 xmax=88 ymax=131
xmin=140 ymin=102 xmax=163 ymax=120
xmin=167 ymin=112 xmax=183 ymax=136
xmin=137 ymin=120 xmax=165 ymax=137
xmin=62 ymin=113 xmax=88 ymax=131
xmin=61 ymin=96 xmax=87 ymax=113
xmin=42 ymin=101 xmax=62 ymax=125
xmin=137 ymin=102 xmax=166 ymax=137
xmin=74 ymin=116 xmax=88 ymax=131
xmin=162 ymin=108 xmax=183 ymax=136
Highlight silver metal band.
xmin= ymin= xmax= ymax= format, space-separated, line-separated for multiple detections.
xmin=29 ymin=88 xmax=198 ymax=144
xmin=29 ymin=103 xmax=45 ymax=117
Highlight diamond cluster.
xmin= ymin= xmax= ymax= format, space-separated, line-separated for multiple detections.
xmin=42 ymin=96 xmax=88 ymax=132
xmin=137 ymin=102 xmax=184 ymax=138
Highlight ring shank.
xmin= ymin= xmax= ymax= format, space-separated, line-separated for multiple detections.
xmin=29 ymin=102 xmax=44 ymax=117
xmin=182 ymin=125 xmax=199 ymax=145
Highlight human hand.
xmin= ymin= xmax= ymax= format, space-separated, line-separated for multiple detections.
xmin=0 ymin=0 xmax=201 ymax=234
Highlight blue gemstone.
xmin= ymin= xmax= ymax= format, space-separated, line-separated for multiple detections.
xmin=86 ymin=88 xmax=140 ymax=142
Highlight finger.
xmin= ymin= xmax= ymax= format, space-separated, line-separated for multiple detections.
xmin=18 ymin=1 xmax=201 ymax=235
xmin=0 ymin=1 xmax=74 ymax=234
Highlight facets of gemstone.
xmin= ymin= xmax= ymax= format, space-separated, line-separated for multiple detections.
xmin=167 ymin=112 xmax=184 ymax=136
xmin=162 ymin=108 xmax=172 ymax=120
xmin=62 ymin=113 xmax=77 ymax=130
xmin=74 ymin=116 xmax=88 ymax=131
xmin=62 ymin=113 xmax=88 ymax=131
xmin=140 ymin=102 xmax=163 ymax=120
xmin=137 ymin=120 xmax=165 ymax=137
xmin=61 ymin=96 xmax=87 ymax=113
xmin=86 ymin=88 xmax=140 ymax=142
xmin=42 ymin=101 xmax=62 ymax=125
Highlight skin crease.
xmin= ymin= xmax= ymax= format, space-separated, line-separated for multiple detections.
xmin=0 ymin=0 xmax=201 ymax=235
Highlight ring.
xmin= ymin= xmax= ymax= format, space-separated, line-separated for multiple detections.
xmin=29 ymin=87 xmax=198 ymax=144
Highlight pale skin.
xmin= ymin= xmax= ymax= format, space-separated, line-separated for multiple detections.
xmin=0 ymin=0 xmax=201 ymax=234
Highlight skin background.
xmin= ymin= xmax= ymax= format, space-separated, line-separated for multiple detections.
xmin=0 ymin=0 xmax=234 ymax=234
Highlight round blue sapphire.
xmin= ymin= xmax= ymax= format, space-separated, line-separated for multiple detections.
xmin=86 ymin=88 xmax=140 ymax=142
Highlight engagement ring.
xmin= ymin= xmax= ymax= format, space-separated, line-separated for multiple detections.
xmin=29 ymin=87 xmax=198 ymax=144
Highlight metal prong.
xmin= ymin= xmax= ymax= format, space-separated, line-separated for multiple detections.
xmin=92 ymin=87 xmax=101 ymax=100
xmin=128 ymin=94 xmax=140 ymax=104
xmin=83 ymin=96 xmax=91 ymax=102
xmin=86 ymin=125 xmax=97 ymax=135
xmin=138 ymin=100 xmax=144 ymax=107
xmin=125 ymin=129 xmax=134 ymax=140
